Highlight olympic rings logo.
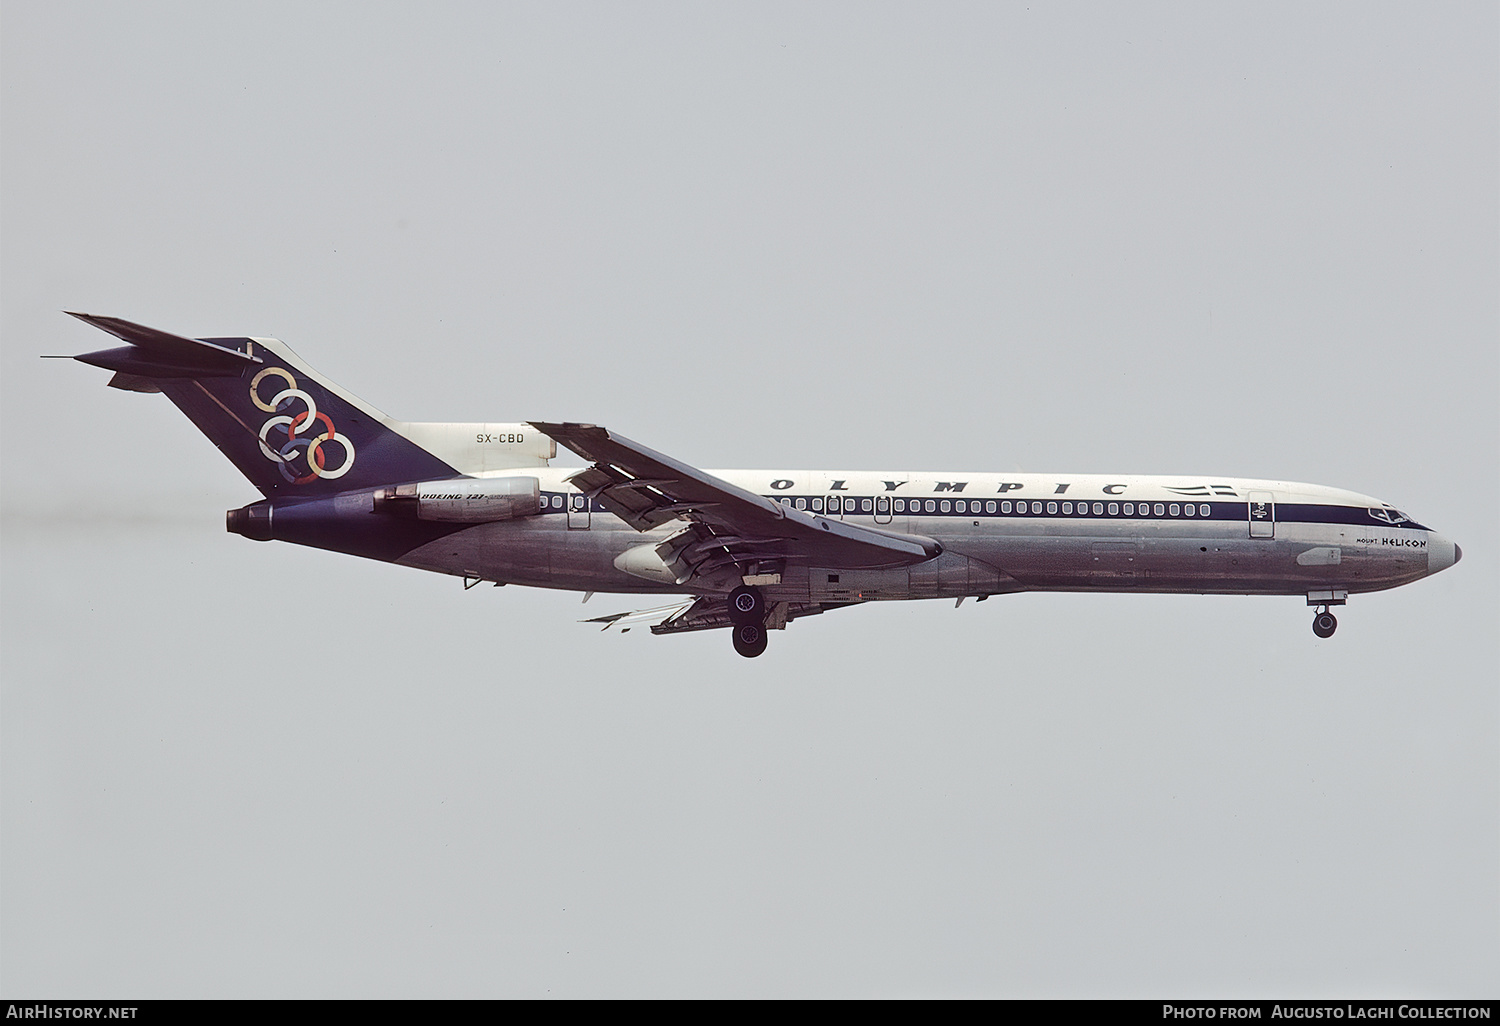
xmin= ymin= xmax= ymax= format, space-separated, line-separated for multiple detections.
xmin=251 ymin=367 xmax=356 ymax=483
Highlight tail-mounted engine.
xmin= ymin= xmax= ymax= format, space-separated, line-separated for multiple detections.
xmin=373 ymin=477 xmax=541 ymax=523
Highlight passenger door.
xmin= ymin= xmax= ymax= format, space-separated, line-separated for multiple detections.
xmin=1247 ymin=491 xmax=1275 ymax=539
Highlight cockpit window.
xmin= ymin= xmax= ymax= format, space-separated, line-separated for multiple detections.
xmin=1367 ymin=506 xmax=1410 ymax=525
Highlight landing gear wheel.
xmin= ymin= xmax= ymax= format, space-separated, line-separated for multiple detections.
xmin=732 ymin=621 xmax=768 ymax=658
xmin=1312 ymin=609 xmax=1338 ymax=639
xmin=728 ymin=585 xmax=766 ymax=625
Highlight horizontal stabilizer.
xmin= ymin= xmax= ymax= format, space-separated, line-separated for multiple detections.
xmin=66 ymin=312 xmax=261 ymax=374
xmin=107 ymin=371 xmax=163 ymax=393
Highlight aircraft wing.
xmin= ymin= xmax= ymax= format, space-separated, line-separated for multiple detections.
xmin=586 ymin=595 xmax=855 ymax=635
xmin=530 ymin=422 xmax=940 ymax=572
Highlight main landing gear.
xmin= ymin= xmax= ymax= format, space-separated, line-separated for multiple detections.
xmin=1312 ymin=606 xmax=1338 ymax=639
xmin=728 ymin=584 xmax=768 ymax=658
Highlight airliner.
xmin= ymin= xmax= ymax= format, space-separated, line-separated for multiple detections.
xmin=62 ymin=314 xmax=1461 ymax=657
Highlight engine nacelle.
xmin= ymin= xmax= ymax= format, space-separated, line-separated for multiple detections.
xmin=373 ymin=477 xmax=540 ymax=523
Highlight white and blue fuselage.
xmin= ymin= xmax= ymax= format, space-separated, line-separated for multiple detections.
xmin=392 ymin=468 xmax=1459 ymax=605
xmin=66 ymin=315 xmax=1460 ymax=656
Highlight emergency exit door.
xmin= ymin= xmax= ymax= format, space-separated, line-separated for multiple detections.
xmin=567 ymin=492 xmax=591 ymax=529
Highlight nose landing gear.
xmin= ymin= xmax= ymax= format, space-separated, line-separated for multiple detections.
xmin=728 ymin=584 xmax=769 ymax=657
xmin=1306 ymin=590 xmax=1346 ymax=640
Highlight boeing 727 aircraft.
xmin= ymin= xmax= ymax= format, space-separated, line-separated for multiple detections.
xmin=63 ymin=314 xmax=1461 ymax=657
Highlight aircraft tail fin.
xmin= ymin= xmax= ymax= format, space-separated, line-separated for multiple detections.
xmin=66 ymin=313 xmax=459 ymax=497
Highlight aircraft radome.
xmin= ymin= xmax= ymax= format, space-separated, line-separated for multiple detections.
xmin=60 ymin=314 xmax=1461 ymax=657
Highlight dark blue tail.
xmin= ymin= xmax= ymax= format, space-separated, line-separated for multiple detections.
xmin=68 ymin=313 xmax=457 ymax=497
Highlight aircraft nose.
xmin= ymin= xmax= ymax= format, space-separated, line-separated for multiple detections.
xmin=1428 ymin=533 xmax=1460 ymax=575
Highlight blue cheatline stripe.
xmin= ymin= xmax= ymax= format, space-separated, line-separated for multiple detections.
xmin=531 ymin=493 xmax=1429 ymax=531
xmin=1279 ymin=503 xmax=1428 ymax=530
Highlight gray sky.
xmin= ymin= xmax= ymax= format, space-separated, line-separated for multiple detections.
xmin=3 ymin=1 xmax=1495 ymax=998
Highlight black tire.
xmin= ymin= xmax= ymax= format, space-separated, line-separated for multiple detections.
xmin=728 ymin=585 xmax=765 ymax=625
xmin=732 ymin=621 xmax=768 ymax=658
xmin=1312 ymin=611 xmax=1338 ymax=638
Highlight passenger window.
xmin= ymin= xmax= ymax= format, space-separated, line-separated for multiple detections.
xmin=782 ymin=498 xmax=792 ymax=507
xmin=926 ymin=500 xmax=936 ymax=513
xmin=1183 ymin=504 xmax=1194 ymax=516
xmin=1123 ymin=503 xmax=1134 ymax=515
xmin=1200 ymin=504 xmax=1210 ymax=516
xmin=1044 ymin=501 xmax=1055 ymax=514
xmin=1107 ymin=502 xmax=1118 ymax=515
xmin=1154 ymin=503 xmax=1165 ymax=516
xmin=552 ymin=495 xmax=563 ymax=509
xmin=1031 ymin=502 xmax=1042 ymax=514
xmin=955 ymin=500 xmax=966 ymax=512
xmin=1001 ymin=501 xmax=1012 ymax=513
xmin=796 ymin=497 xmax=807 ymax=510
xmin=1169 ymin=503 xmax=1180 ymax=516
xmin=1062 ymin=502 xmax=1073 ymax=514
xmin=812 ymin=496 xmax=823 ymax=512
xmin=894 ymin=499 xmax=904 ymax=512
xmin=940 ymin=500 xmax=951 ymax=513
xmin=986 ymin=501 xmax=997 ymax=513
xmin=1092 ymin=502 xmax=1103 ymax=515
xmin=862 ymin=498 xmax=872 ymax=512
